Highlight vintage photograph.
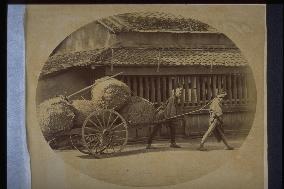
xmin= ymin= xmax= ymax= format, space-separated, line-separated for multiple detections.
xmin=36 ymin=11 xmax=256 ymax=157
xmin=26 ymin=5 xmax=265 ymax=188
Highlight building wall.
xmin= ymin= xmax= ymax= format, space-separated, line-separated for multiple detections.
xmin=115 ymin=32 xmax=236 ymax=48
xmin=36 ymin=67 xmax=105 ymax=105
xmin=50 ymin=22 xmax=115 ymax=55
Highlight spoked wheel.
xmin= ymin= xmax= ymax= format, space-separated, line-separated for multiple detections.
xmin=70 ymin=134 xmax=90 ymax=155
xmin=82 ymin=109 xmax=128 ymax=158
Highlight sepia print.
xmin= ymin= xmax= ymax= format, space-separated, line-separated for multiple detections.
xmin=26 ymin=5 xmax=266 ymax=189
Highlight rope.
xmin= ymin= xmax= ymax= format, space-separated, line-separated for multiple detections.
xmin=163 ymin=99 xmax=213 ymax=121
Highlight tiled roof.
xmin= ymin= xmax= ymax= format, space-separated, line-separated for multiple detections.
xmin=40 ymin=48 xmax=111 ymax=77
xmin=40 ymin=47 xmax=247 ymax=78
xmin=103 ymin=48 xmax=247 ymax=67
xmin=98 ymin=12 xmax=217 ymax=33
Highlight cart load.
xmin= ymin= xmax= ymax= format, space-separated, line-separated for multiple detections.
xmin=120 ymin=96 xmax=156 ymax=127
xmin=72 ymin=100 xmax=101 ymax=126
xmin=37 ymin=96 xmax=75 ymax=136
xmin=91 ymin=76 xmax=131 ymax=110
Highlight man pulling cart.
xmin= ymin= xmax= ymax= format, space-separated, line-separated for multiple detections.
xmin=198 ymin=90 xmax=234 ymax=151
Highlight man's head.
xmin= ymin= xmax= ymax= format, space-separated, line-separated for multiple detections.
xmin=174 ymin=87 xmax=183 ymax=98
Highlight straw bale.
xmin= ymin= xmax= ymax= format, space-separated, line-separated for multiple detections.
xmin=119 ymin=96 xmax=155 ymax=127
xmin=91 ymin=77 xmax=131 ymax=110
xmin=37 ymin=96 xmax=75 ymax=135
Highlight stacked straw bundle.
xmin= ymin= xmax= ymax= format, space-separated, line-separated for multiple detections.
xmin=37 ymin=96 xmax=75 ymax=136
xmin=119 ymin=96 xmax=156 ymax=127
xmin=91 ymin=76 xmax=131 ymax=110
xmin=72 ymin=100 xmax=101 ymax=126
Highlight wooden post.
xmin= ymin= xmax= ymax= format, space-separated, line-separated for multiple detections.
xmin=233 ymin=74 xmax=237 ymax=104
xmin=150 ymin=77 xmax=156 ymax=103
xmin=145 ymin=76 xmax=150 ymax=100
xmin=222 ymin=75 xmax=227 ymax=104
xmin=157 ymin=77 xmax=161 ymax=105
xmin=180 ymin=76 xmax=185 ymax=108
xmin=133 ymin=76 xmax=138 ymax=96
xmin=184 ymin=76 xmax=189 ymax=105
xmin=207 ymin=76 xmax=212 ymax=100
xmin=243 ymin=74 xmax=248 ymax=104
xmin=173 ymin=77 xmax=177 ymax=95
xmin=227 ymin=74 xmax=232 ymax=105
xmin=237 ymin=74 xmax=243 ymax=104
xmin=212 ymin=75 xmax=217 ymax=97
xmin=201 ymin=77 xmax=206 ymax=105
xmin=126 ymin=76 xmax=131 ymax=89
xmin=217 ymin=75 xmax=222 ymax=95
xmin=195 ymin=76 xmax=200 ymax=106
xmin=191 ymin=76 xmax=197 ymax=106
xmin=168 ymin=77 xmax=173 ymax=98
xmin=162 ymin=77 xmax=167 ymax=102
xmin=138 ymin=77 xmax=143 ymax=97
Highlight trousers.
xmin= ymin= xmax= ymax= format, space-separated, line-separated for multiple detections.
xmin=147 ymin=121 xmax=178 ymax=144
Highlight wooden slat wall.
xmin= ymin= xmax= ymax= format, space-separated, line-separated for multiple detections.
xmin=227 ymin=74 xmax=233 ymax=105
xmin=237 ymin=74 xmax=243 ymax=104
xmin=201 ymin=77 xmax=206 ymax=105
xmin=120 ymin=74 xmax=251 ymax=107
xmin=233 ymin=74 xmax=237 ymax=104
xmin=150 ymin=77 xmax=155 ymax=102
xmin=133 ymin=76 xmax=138 ymax=96
xmin=184 ymin=76 xmax=189 ymax=105
xmin=191 ymin=76 xmax=196 ymax=106
xmin=157 ymin=77 xmax=161 ymax=105
xmin=207 ymin=76 xmax=212 ymax=101
xmin=139 ymin=77 xmax=143 ymax=97
xmin=145 ymin=77 xmax=150 ymax=100
xmin=212 ymin=75 xmax=217 ymax=97
xmin=162 ymin=77 xmax=167 ymax=102
xmin=242 ymin=74 xmax=248 ymax=104
xmin=196 ymin=76 xmax=200 ymax=106
xmin=168 ymin=77 xmax=173 ymax=99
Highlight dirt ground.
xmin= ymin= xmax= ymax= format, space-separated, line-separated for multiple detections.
xmin=55 ymin=135 xmax=246 ymax=187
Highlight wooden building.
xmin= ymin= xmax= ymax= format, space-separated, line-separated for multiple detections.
xmin=37 ymin=12 xmax=256 ymax=141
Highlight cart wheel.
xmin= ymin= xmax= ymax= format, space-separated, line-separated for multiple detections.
xmin=70 ymin=134 xmax=90 ymax=155
xmin=82 ymin=109 xmax=128 ymax=157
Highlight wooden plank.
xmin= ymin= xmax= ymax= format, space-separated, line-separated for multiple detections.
xmin=191 ymin=76 xmax=197 ymax=106
xmin=212 ymin=75 xmax=217 ymax=97
xmin=237 ymin=74 xmax=243 ymax=104
xmin=217 ymin=75 xmax=222 ymax=94
xmin=162 ymin=77 xmax=167 ymax=102
xmin=233 ymin=74 xmax=237 ymax=104
xmin=133 ymin=76 xmax=138 ymax=96
xmin=207 ymin=76 xmax=212 ymax=100
xmin=201 ymin=77 xmax=206 ymax=104
xmin=138 ymin=77 xmax=143 ymax=97
xmin=242 ymin=74 xmax=248 ymax=104
xmin=145 ymin=76 xmax=150 ymax=100
xmin=150 ymin=77 xmax=156 ymax=103
xmin=168 ymin=76 xmax=173 ymax=98
xmin=195 ymin=76 xmax=200 ymax=105
xmin=157 ymin=77 xmax=161 ymax=105
xmin=126 ymin=76 xmax=131 ymax=89
xmin=222 ymin=75 xmax=227 ymax=104
xmin=180 ymin=76 xmax=185 ymax=108
xmin=184 ymin=76 xmax=189 ymax=104
xmin=227 ymin=74 xmax=232 ymax=105
xmin=173 ymin=77 xmax=177 ymax=95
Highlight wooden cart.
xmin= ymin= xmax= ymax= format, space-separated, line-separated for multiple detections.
xmin=61 ymin=72 xmax=208 ymax=158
